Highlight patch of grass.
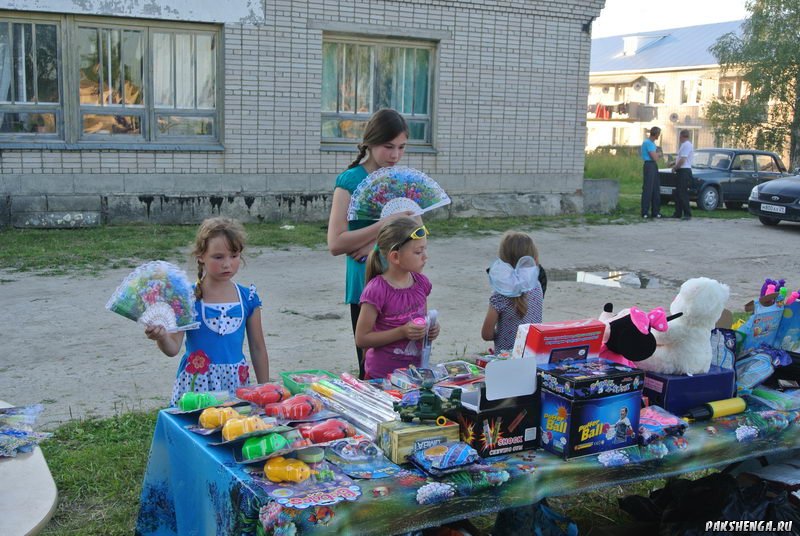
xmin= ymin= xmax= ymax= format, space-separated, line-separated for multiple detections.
xmin=584 ymin=151 xmax=753 ymax=220
xmin=0 ymin=222 xmax=328 ymax=275
xmin=39 ymin=411 xmax=157 ymax=536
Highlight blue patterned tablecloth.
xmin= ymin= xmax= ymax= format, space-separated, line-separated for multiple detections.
xmin=135 ymin=408 xmax=800 ymax=535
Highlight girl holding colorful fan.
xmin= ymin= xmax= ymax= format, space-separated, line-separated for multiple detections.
xmin=145 ymin=217 xmax=270 ymax=405
xmin=481 ymin=231 xmax=545 ymax=353
xmin=355 ymin=216 xmax=440 ymax=380
xmin=327 ymin=108 xmax=414 ymax=379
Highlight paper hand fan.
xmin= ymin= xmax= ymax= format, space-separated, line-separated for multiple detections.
xmin=106 ymin=260 xmax=200 ymax=332
xmin=347 ymin=166 xmax=451 ymax=221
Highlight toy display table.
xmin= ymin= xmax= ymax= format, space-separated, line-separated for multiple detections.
xmin=136 ymin=407 xmax=800 ymax=535
xmin=0 ymin=400 xmax=58 ymax=536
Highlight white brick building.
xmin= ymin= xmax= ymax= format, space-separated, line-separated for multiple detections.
xmin=0 ymin=0 xmax=604 ymax=226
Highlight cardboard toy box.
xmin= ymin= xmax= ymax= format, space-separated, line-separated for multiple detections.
xmin=643 ymin=365 xmax=736 ymax=416
xmin=538 ymin=359 xmax=643 ymax=460
xmin=377 ymin=419 xmax=461 ymax=465
xmin=512 ymin=319 xmax=606 ymax=365
xmin=451 ymin=357 xmax=540 ymax=457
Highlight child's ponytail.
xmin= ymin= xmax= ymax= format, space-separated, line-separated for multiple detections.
xmin=365 ymin=246 xmax=385 ymax=283
xmin=348 ymin=144 xmax=368 ymax=169
xmin=195 ymin=262 xmax=204 ymax=300
xmin=512 ymin=294 xmax=528 ymax=318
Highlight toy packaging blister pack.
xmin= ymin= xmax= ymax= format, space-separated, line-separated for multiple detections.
xmin=325 ymin=438 xmax=404 ymax=479
xmin=167 ymin=390 xmax=245 ymax=415
xmin=407 ymin=441 xmax=481 ymax=477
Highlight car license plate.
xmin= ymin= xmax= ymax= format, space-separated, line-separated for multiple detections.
xmin=761 ymin=203 xmax=786 ymax=214
xmin=659 ymin=186 xmax=673 ymax=195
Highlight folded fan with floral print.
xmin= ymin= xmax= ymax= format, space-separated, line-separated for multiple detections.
xmin=346 ymin=166 xmax=451 ymax=221
xmin=106 ymin=260 xmax=200 ymax=332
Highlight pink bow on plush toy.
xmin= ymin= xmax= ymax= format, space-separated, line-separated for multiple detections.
xmin=629 ymin=307 xmax=668 ymax=335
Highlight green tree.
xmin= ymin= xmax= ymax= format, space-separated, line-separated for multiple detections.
xmin=707 ymin=0 xmax=800 ymax=168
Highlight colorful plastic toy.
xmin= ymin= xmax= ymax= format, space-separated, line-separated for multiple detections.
xmin=222 ymin=416 xmax=270 ymax=441
xmin=241 ymin=433 xmax=290 ymax=460
xmin=264 ymin=394 xmax=323 ymax=421
xmin=264 ymin=456 xmax=313 ymax=483
xmin=393 ymin=382 xmax=461 ymax=423
xmin=297 ymin=419 xmax=356 ymax=443
xmin=199 ymin=406 xmax=241 ymax=429
xmin=235 ymin=383 xmax=291 ymax=407
xmin=178 ymin=392 xmax=220 ymax=412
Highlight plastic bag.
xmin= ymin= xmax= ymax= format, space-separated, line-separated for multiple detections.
xmin=735 ymin=352 xmax=775 ymax=395
xmin=710 ymin=328 xmax=736 ymax=369
xmin=619 ymin=472 xmax=800 ymax=536
xmin=493 ymin=499 xmax=578 ymax=536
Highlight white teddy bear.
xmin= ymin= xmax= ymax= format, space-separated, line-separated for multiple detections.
xmin=635 ymin=277 xmax=730 ymax=375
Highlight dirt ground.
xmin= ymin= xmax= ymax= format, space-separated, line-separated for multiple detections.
xmin=3 ymin=217 xmax=798 ymax=429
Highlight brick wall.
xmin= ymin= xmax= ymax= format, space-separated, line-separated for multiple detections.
xmin=0 ymin=0 xmax=606 ymax=226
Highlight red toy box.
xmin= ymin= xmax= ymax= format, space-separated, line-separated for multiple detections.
xmin=511 ymin=319 xmax=606 ymax=365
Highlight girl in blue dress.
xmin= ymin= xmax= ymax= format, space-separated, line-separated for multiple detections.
xmin=145 ymin=217 xmax=270 ymax=405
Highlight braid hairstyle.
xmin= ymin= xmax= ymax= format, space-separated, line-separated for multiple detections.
xmin=365 ymin=216 xmax=420 ymax=283
xmin=192 ymin=217 xmax=247 ymax=300
xmin=347 ymin=108 xmax=410 ymax=169
xmin=497 ymin=231 xmax=539 ymax=318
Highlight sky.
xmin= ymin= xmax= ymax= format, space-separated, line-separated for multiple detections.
xmin=592 ymin=0 xmax=750 ymax=38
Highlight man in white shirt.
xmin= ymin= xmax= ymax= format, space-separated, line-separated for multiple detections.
xmin=671 ymin=129 xmax=693 ymax=220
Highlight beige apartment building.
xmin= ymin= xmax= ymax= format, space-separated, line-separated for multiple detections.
xmin=587 ymin=20 xmax=746 ymax=155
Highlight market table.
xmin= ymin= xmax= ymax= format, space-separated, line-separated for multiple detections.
xmin=0 ymin=401 xmax=58 ymax=536
xmin=135 ymin=407 xmax=800 ymax=536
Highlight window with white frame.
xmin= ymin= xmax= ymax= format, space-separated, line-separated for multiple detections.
xmin=0 ymin=19 xmax=61 ymax=136
xmin=680 ymin=79 xmax=703 ymax=105
xmin=321 ymin=35 xmax=434 ymax=144
xmin=647 ymin=81 xmax=665 ymax=104
xmin=0 ymin=13 xmax=220 ymax=146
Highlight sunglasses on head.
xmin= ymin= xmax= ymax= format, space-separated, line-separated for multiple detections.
xmin=391 ymin=225 xmax=429 ymax=251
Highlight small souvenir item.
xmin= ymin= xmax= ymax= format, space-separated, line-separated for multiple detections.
xmin=178 ymin=392 xmax=221 ymax=412
xmin=199 ymin=406 xmax=241 ymax=429
xmin=106 ymin=260 xmax=199 ymax=332
xmin=236 ymin=383 xmax=291 ymax=407
xmin=408 ymin=441 xmax=481 ymax=477
xmin=222 ymin=416 xmax=271 ymax=442
xmin=242 ymin=433 xmax=290 ymax=460
xmin=264 ymin=456 xmax=313 ymax=483
xmin=297 ymin=419 xmax=356 ymax=443
xmin=346 ymin=166 xmax=451 ymax=220
xmin=264 ymin=394 xmax=324 ymax=421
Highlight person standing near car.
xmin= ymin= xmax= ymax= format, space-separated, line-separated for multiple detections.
xmin=670 ymin=129 xmax=693 ymax=221
xmin=640 ymin=126 xmax=662 ymax=219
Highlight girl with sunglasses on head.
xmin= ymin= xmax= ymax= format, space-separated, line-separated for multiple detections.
xmin=355 ymin=216 xmax=440 ymax=380
xmin=327 ymin=108 xmax=415 ymax=379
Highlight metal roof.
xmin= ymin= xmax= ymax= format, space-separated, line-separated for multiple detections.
xmin=591 ymin=20 xmax=745 ymax=74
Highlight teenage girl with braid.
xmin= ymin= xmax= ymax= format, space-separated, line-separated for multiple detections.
xmin=327 ymin=108 xmax=415 ymax=379
xmin=145 ymin=217 xmax=270 ymax=405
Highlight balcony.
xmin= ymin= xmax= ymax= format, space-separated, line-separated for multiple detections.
xmin=588 ymin=101 xmax=658 ymax=122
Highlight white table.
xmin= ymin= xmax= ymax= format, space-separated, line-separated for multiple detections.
xmin=0 ymin=401 xmax=58 ymax=536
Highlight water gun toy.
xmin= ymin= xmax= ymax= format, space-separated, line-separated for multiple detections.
xmin=236 ymin=383 xmax=291 ymax=406
xmin=297 ymin=419 xmax=356 ymax=443
xmin=199 ymin=406 xmax=241 ymax=429
xmin=264 ymin=394 xmax=324 ymax=421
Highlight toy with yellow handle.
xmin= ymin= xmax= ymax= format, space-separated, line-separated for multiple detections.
xmin=199 ymin=406 xmax=241 ymax=429
xmin=264 ymin=456 xmax=315 ymax=483
xmin=222 ymin=416 xmax=270 ymax=441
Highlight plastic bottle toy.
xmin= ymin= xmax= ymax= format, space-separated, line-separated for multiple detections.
xmin=264 ymin=456 xmax=313 ymax=483
xmin=264 ymin=394 xmax=323 ymax=421
xmin=297 ymin=418 xmax=356 ymax=443
xmin=222 ymin=416 xmax=271 ymax=442
xmin=199 ymin=406 xmax=241 ymax=429
xmin=241 ymin=433 xmax=290 ymax=460
xmin=235 ymin=383 xmax=291 ymax=407
xmin=178 ymin=392 xmax=220 ymax=412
